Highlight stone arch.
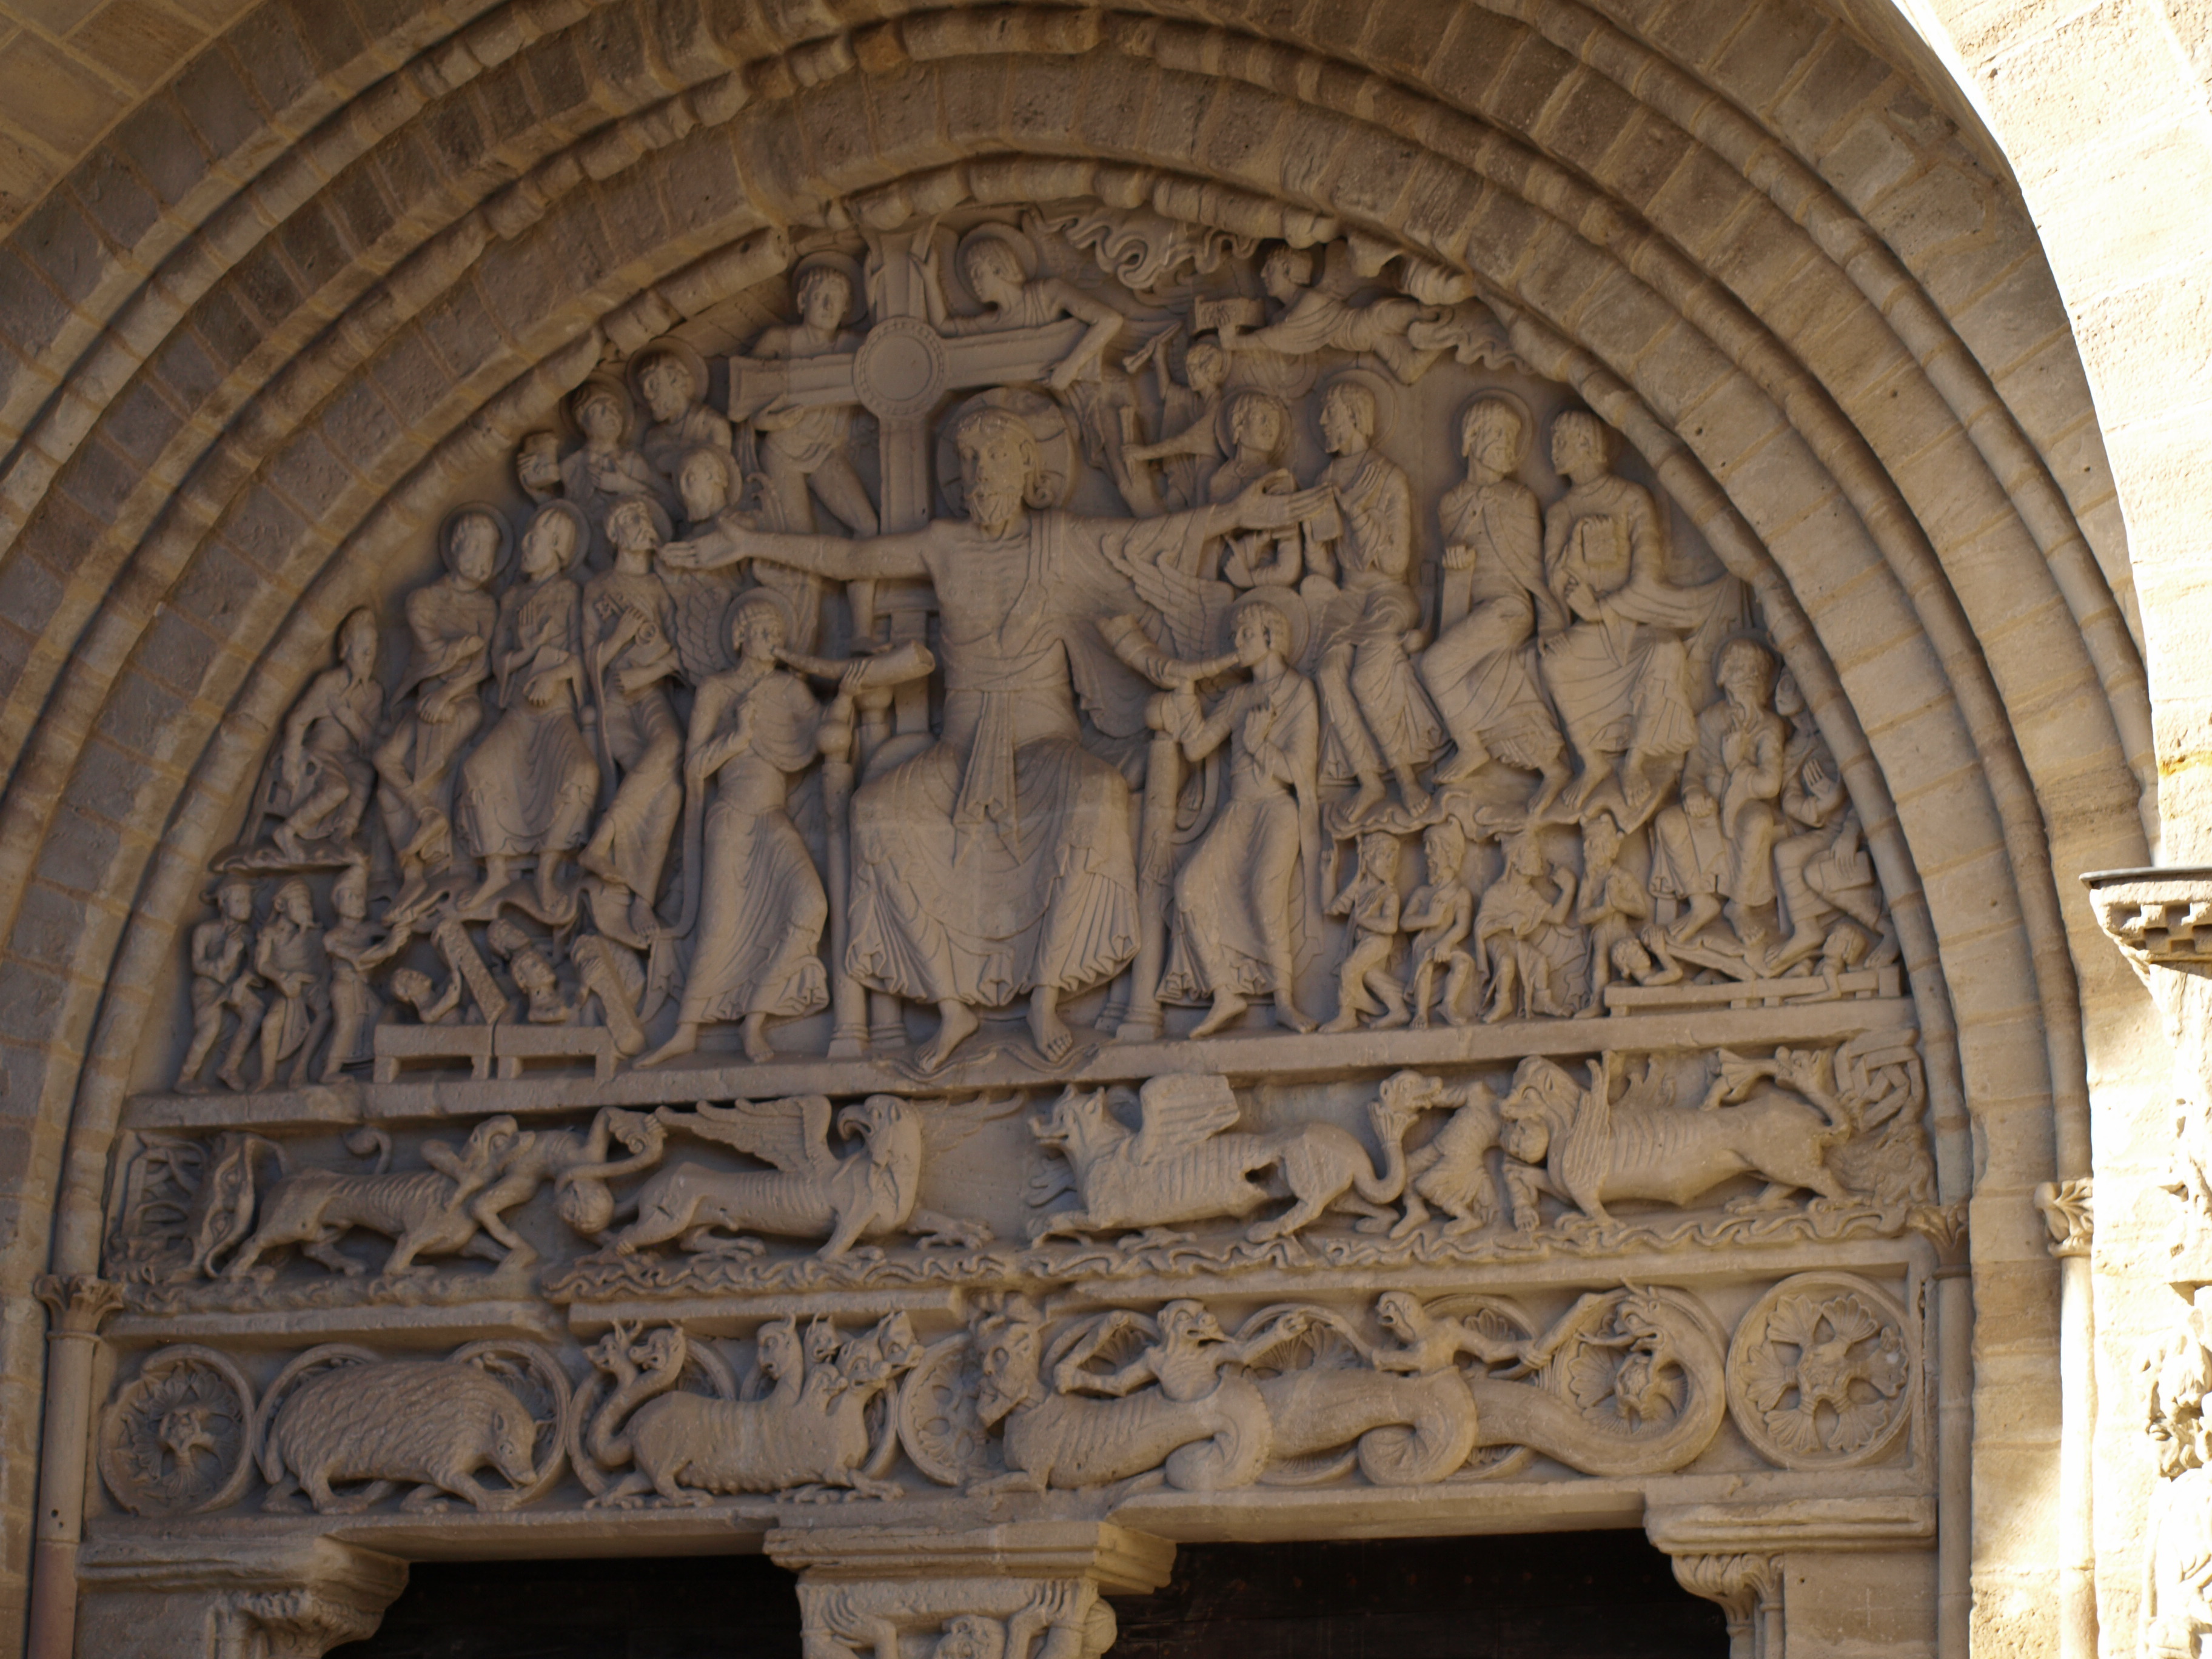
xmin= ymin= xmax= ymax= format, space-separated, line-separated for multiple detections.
xmin=0 ymin=5 xmax=2153 ymax=1656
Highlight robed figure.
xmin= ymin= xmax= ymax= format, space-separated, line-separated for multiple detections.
xmin=663 ymin=399 xmax=1324 ymax=1071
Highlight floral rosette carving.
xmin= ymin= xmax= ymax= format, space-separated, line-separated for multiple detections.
xmin=99 ymin=1343 xmax=256 ymax=1517
xmin=1726 ymin=1272 xmax=1914 ymax=1469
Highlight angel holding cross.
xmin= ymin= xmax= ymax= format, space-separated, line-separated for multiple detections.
xmin=662 ymin=397 xmax=1329 ymax=1073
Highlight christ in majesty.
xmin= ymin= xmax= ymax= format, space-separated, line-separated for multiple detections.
xmin=662 ymin=403 xmax=1325 ymax=1071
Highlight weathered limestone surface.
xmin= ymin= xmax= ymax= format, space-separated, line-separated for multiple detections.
xmin=0 ymin=0 xmax=2185 ymax=1656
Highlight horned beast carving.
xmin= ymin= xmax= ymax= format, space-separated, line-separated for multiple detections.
xmin=603 ymin=1093 xmax=993 ymax=1260
xmin=1026 ymin=1074 xmax=1421 ymax=1245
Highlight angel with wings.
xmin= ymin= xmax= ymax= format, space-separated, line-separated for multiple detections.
xmin=662 ymin=398 xmax=1330 ymax=1073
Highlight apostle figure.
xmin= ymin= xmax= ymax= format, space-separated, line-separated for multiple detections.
xmin=1651 ymin=637 xmax=1789 ymax=955
xmin=456 ymin=500 xmax=599 ymax=920
xmin=1418 ymin=396 xmax=1570 ymax=810
xmin=1307 ymin=375 xmax=1446 ymax=822
xmin=268 ymin=608 xmax=383 ymax=862
xmin=662 ymin=397 xmax=1326 ymax=1072
xmin=642 ymin=591 xmax=831 ymax=1067
xmin=376 ymin=505 xmax=500 ymax=913
xmin=179 ymin=876 xmax=261 ymax=1091
xmin=578 ymin=498 xmax=683 ymax=945
xmin=1156 ymin=587 xmax=1324 ymax=1038
xmin=323 ymin=860 xmax=410 ymax=1081
xmin=560 ymin=378 xmax=662 ymax=558
xmin=632 ymin=340 xmax=732 ymax=483
xmin=254 ymin=877 xmax=329 ymax=1088
xmin=1537 ymin=411 xmax=1735 ymax=820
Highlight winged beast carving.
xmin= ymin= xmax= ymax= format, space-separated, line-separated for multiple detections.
xmin=1026 ymin=1073 xmax=1423 ymax=1245
xmin=603 ymin=1092 xmax=999 ymax=1259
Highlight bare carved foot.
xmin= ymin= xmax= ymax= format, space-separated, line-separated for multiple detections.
xmin=741 ymin=1013 xmax=774 ymax=1064
xmin=1344 ymin=774 xmax=1387 ymax=825
xmin=915 ymin=1001 xmax=979 ymax=1073
xmin=1028 ymin=987 xmax=1074 ymax=1064
xmin=1274 ymin=997 xmax=1318 ymax=1034
xmin=1190 ymin=990 xmax=1248 ymax=1039
xmin=637 ymin=1022 xmax=699 ymax=1070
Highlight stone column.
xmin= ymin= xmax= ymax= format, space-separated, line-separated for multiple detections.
xmin=2085 ymin=868 xmax=2212 ymax=1657
xmin=26 ymin=1275 xmax=123 ymax=1659
xmin=2035 ymin=1174 xmax=2096 ymax=1659
xmin=72 ymin=1536 xmax=407 ymax=1658
xmin=1649 ymin=1499 xmax=1937 ymax=1658
xmin=768 ymin=1523 xmax=1175 ymax=1659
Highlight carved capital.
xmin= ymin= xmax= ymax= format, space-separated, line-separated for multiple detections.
xmin=2036 ymin=1178 xmax=2094 ymax=1258
xmin=33 ymin=1273 xmax=124 ymax=1336
xmin=1671 ymin=1553 xmax=1778 ymax=1659
xmin=224 ymin=1587 xmax=385 ymax=1658
xmin=771 ymin=1524 xmax=1175 ymax=1659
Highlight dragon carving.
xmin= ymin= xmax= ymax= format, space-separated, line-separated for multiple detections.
xmin=580 ymin=1313 xmax=919 ymax=1504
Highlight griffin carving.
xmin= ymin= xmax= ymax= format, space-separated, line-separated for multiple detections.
xmin=1026 ymin=1073 xmax=1421 ymax=1245
xmin=603 ymin=1093 xmax=995 ymax=1260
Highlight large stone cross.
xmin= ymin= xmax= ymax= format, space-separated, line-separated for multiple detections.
xmin=725 ymin=229 xmax=1085 ymax=533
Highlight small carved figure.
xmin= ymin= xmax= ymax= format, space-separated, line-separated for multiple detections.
xmin=645 ymin=590 xmax=830 ymax=1067
xmin=632 ymin=340 xmax=732 ymax=483
xmin=968 ymin=1296 xmax=1272 ymax=1494
xmin=925 ymin=225 xmax=1126 ymax=392
xmin=1576 ymin=811 xmax=1652 ymax=1012
xmin=1372 ymin=1289 xmax=1529 ymax=1373
xmin=583 ymin=1314 xmax=917 ymax=1504
xmin=607 ymin=1093 xmax=990 ymax=1259
xmin=1473 ymin=830 xmax=1583 ymax=1021
xmin=1155 ymin=588 xmax=1324 ymax=1037
xmin=266 ymin=608 xmax=383 ymax=862
xmin=515 ymin=430 xmax=561 ymax=504
xmin=1027 ymin=1071 xmax=1418 ymax=1245
xmin=223 ymin=1117 xmax=519 ymax=1278
xmin=376 ymin=506 xmax=501 ymax=910
xmin=746 ymin=255 xmax=880 ymax=540
xmin=1651 ymin=638 xmax=1788 ymax=955
xmin=560 ymin=378 xmax=662 ymax=555
xmin=1216 ymin=243 xmax=1445 ymax=385
xmin=578 ymin=498 xmax=684 ymax=945
xmin=1419 ymin=397 xmax=1569 ymax=808
xmin=1609 ymin=922 xmax=1686 ymax=989
xmin=1537 ymin=412 xmax=1732 ymax=820
xmin=455 ymin=499 xmax=598 ymax=921
xmin=263 ymin=1356 xmax=543 ymax=1513
xmin=1495 ymin=1054 xmax=1850 ymax=1230
xmin=321 ymin=862 xmax=409 ymax=1080
xmin=1385 ymin=1071 xmax=1506 ymax=1236
xmin=389 ymin=964 xmax=461 ymax=1024
xmin=179 ymin=876 xmax=263 ymax=1091
xmin=488 ymin=918 xmax=572 ymax=1024
xmin=253 ymin=877 xmax=329 ymax=1088
xmin=1768 ymin=688 xmax=1882 ymax=970
xmin=1321 ymin=831 xmax=1408 ymax=1032
xmin=1122 ymin=334 xmax=1230 ymax=509
xmin=1307 ymin=377 xmax=1444 ymax=822
xmin=1401 ymin=817 xmax=1480 ymax=1030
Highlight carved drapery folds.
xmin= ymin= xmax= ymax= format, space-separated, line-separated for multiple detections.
xmin=92 ymin=198 xmax=1943 ymax=1653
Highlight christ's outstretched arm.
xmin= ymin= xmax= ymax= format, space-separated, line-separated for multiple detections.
xmin=660 ymin=520 xmax=934 ymax=583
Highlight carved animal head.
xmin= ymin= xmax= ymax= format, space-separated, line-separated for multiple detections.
xmin=1498 ymin=1056 xmax=1578 ymax=1164
xmin=1156 ymin=1299 xmax=1227 ymax=1347
xmin=1031 ymin=1087 xmax=1121 ymax=1160
xmin=934 ymin=1615 xmax=1007 ymax=1659
xmin=843 ymin=1312 xmax=922 ymax=1386
xmin=973 ymin=1297 xmax=1046 ymax=1426
xmin=157 ymin=1406 xmax=216 ymax=1470
xmin=1375 ymin=1292 xmax=1426 ymax=1344
xmin=460 ymin=1114 xmax=523 ymax=1176
xmin=757 ymin=1318 xmax=802 ymax=1385
xmin=488 ymin=1401 xmax=538 ymax=1486
xmin=839 ymin=1094 xmax=921 ymax=1170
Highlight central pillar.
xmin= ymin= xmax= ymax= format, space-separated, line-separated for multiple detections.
xmin=768 ymin=1523 xmax=1176 ymax=1659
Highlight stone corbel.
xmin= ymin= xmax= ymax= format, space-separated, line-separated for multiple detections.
xmin=72 ymin=1536 xmax=407 ymax=1659
xmin=2036 ymin=1178 xmax=2094 ymax=1259
xmin=768 ymin=1523 xmax=1176 ymax=1659
xmin=1669 ymin=1553 xmax=1779 ymax=1659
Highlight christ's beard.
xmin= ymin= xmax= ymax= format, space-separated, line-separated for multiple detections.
xmin=968 ymin=484 xmax=1023 ymax=537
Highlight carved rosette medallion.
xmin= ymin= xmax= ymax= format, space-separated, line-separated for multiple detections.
xmin=98 ymin=1343 xmax=257 ymax=1517
xmin=1725 ymin=1273 xmax=1914 ymax=1469
xmin=853 ymin=315 xmax=951 ymax=420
